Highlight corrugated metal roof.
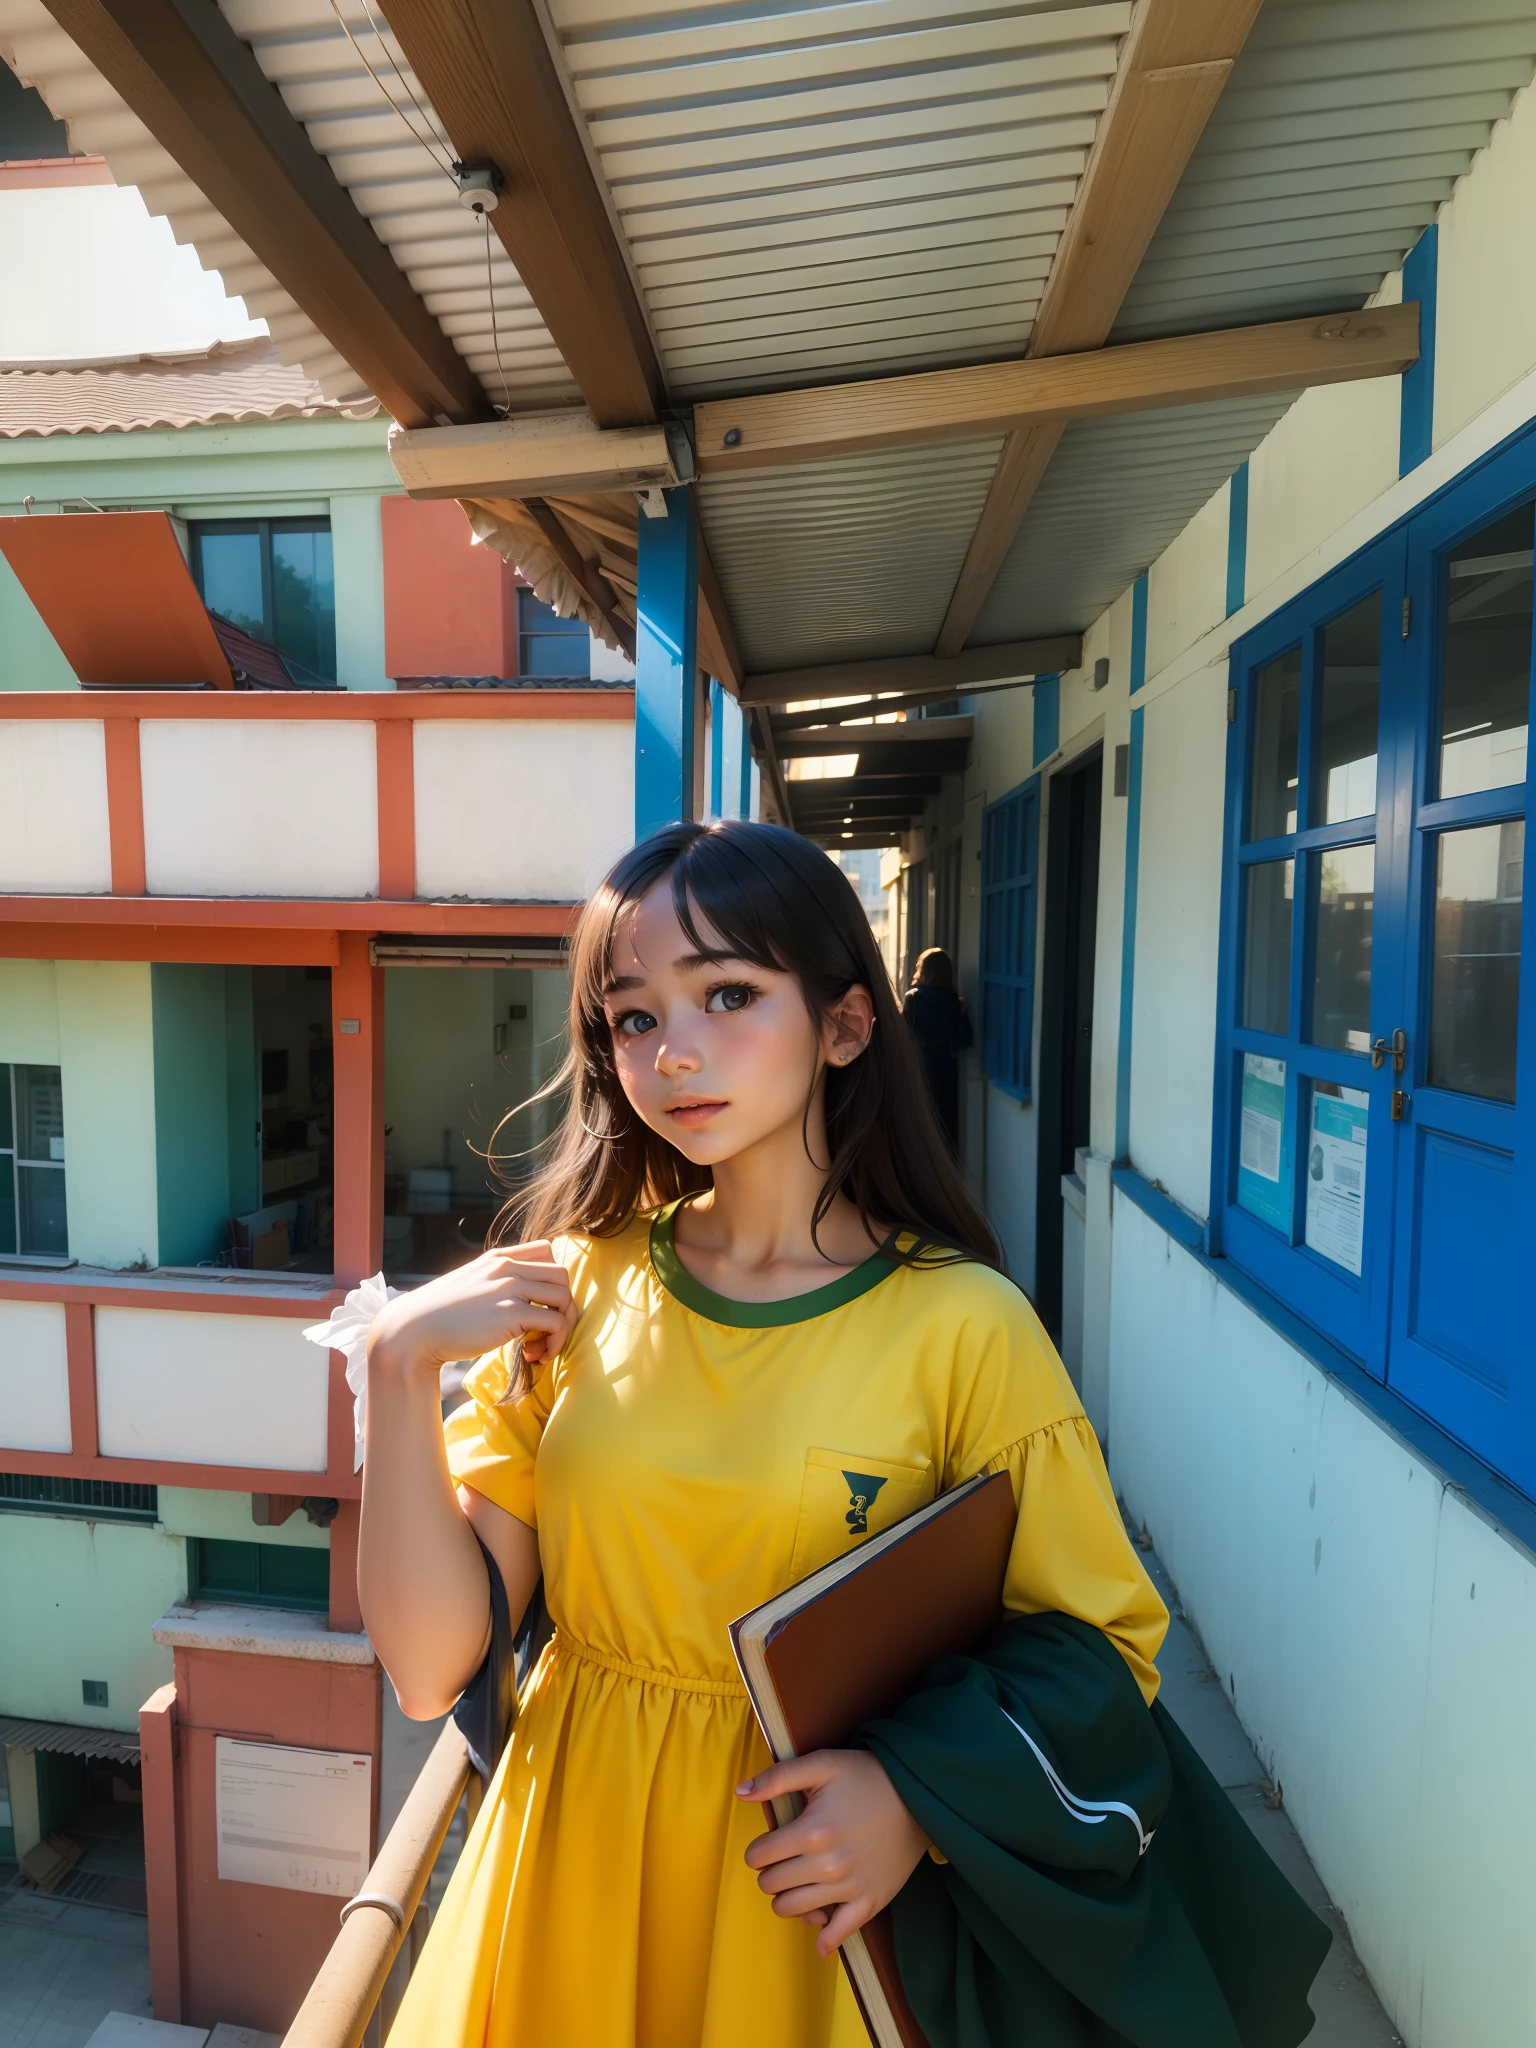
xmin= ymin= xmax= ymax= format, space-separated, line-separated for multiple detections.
xmin=0 ymin=338 xmax=377 ymax=436
xmin=1113 ymin=0 xmax=1536 ymax=339
xmin=0 ymin=0 xmax=365 ymax=401
xmin=552 ymin=0 xmax=1129 ymax=398
xmin=972 ymin=393 xmax=1297 ymax=644
xmin=219 ymin=0 xmax=578 ymax=412
xmin=698 ymin=436 xmax=1001 ymax=669
xmin=0 ymin=1715 xmax=141 ymax=1763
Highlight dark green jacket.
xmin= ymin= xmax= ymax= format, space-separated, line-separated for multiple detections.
xmin=860 ymin=1613 xmax=1330 ymax=2048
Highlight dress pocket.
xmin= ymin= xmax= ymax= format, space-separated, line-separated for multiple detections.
xmin=787 ymin=1445 xmax=934 ymax=1585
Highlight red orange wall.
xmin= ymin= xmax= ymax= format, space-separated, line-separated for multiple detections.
xmin=382 ymin=496 xmax=518 ymax=681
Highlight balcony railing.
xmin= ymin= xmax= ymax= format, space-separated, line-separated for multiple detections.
xmin=284 ymin=1719 xmax=475 ymax=2048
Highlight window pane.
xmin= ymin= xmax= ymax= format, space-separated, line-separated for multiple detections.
xmin=1429 ymin=820 xmax=1523 ymax=1103
xmin=258 ymin=1542 xmax=330 ymax=1610
xmin=1315 ymin=593 xmax=1380 ymax=824
xmin=1304 ymin=1082 xmax=1368 ymax=1276
xmin=15 ymin=1065 xmax=63 ymax=1161
xmin=1248 ymin=647 xmax=1301 ymax=840
xmin=0 ymin=1164 xmax=16 ymax=1255
xmin=195 ymin=1538 xmax=262 ymax=1599
xmin=271 ymin=526 xmax=336 ymax=685
xmin=1237 ymin=1053 xmax=1291 ymax=1235
xmin=198 ymin=530 xmax=266 ymax=639
xmin=0 ymin=1064 xmax=12 ymax=1151
xmin=18 ymin=1164 xmax=67 ymax=1256
xmin=521 ymin=633 xmax=591 ymax=678
xmin=1310 ymin=843 xmax=1375 ymax=1053
xmin=1439 ymin=503 xmax=1532 ymax=798
xmin=1243 ymin=859 xmax=1293 ymax=1034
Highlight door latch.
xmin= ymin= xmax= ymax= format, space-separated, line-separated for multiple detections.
xmin=1392 ymin=1089 xmax=1409 ymax=1122
xmin=1372 ymin=1028 xmax=1408 ymax=1075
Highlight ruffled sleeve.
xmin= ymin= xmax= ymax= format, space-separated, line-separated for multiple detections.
xmin=932 ymin=1261 xmax=1167 ymax=1706
xmin=444 ymin=1341 xmax=557 ymax=1530
xmin=987 ymin=1414 xmax=1166 ymax=1706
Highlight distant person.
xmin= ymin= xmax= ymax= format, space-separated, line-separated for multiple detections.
xmin=902 ymin=946 xmax=972 ymax=1154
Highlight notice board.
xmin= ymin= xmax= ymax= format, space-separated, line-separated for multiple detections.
xmin=216 ymin=1736 xmax=373 ymax=1897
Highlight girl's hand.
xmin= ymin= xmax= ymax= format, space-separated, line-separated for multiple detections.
xmin=737 ymin=1751 xmax=930 ymax=1955
xmin=367 ymin=1242 xmax=577 ymax=1380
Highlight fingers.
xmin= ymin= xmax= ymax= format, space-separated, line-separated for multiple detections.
xmin=816 ymin=1900 xmax=872 ymax=1956
xmin=736 ymin=1753 xmax=836 ymax=1807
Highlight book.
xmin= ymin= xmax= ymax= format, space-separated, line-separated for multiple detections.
xmin=728 ymin=1468 xmax=1017 ymax=2048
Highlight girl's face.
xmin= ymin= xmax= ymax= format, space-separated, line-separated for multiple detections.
xmin=601 ymin=879 xmax=872 ymax=1169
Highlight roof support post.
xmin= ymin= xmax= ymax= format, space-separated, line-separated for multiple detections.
xmin=636 ymin=491 xmax=699 ymax=839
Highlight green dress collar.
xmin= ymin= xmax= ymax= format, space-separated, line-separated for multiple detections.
xmin=648 ymin=1199 xmax=902 ymax=1329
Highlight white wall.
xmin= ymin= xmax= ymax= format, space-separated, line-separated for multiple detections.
xmin=413 ymin=719 xmax=635 ymax=901
xmin=1435 ymin=76 xmax=1536 ymax=447
xmin=1109 ymin=1196 xmax=1536 ymax=2048
xmin=0 ymin=719 xmax=112 ymax=892
xmin=95 ymin=1307 xmax=330 ymax=1472
xmin=140 ymin=720 xmax=380 ymax=898
xmin=0 ymin=1300 xmax=70 ymax=1452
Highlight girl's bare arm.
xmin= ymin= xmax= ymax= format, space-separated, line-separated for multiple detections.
xmin=357 ymin=1246 xmax=574 ymax=1719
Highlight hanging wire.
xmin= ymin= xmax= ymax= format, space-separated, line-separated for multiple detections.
xmin=354 ymin=0 xmax=457 ymax=174
xmin=484 ymin=216 xmax=514 ymax=418
xmin=324 ymin=0 xmax=457 ymax=184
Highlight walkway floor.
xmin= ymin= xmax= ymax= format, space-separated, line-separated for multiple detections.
xmin=1144 ymin=1541 xmax=1404 ymax=2046
xmin=0 ymin=1873 xmax=152 ymax=2048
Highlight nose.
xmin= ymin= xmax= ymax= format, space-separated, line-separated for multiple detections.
xmin=653 ymin=1031 xmax=702 ymax=1078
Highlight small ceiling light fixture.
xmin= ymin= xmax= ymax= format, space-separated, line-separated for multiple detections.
xmin=1092 ymin=657 xmax=1110 ymax=691
xmin=455 ymin=161 xmax=504 ymax=215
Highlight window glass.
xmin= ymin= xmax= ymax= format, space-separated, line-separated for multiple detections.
xmin=16 ymin=1064 xmax=63 ymax=1160
xmin=198 ymin=528 xmax=266 ymax=638
xmin=272 ymin=524 xmax=336 ymax=684
xmin=1304 ymin=1082 xmax=1368 ymax=1276
xmin=519 ymin=591 xmax=591 ymax=678
xmin=1310 ymin=843 xmax=1375 ymax=1053
xmin=1248 ymin=647 xmax=1302 ymax=839
xmin=18 ymin=1167 xmax=67 ymax=1256
xmin=1439 ymin=503 xmax=1532 ymax=798
xmin=1429 ymin=820 xmax=1523 ymax=1103
xmin=0 ymin=1067 xmax=12 ymax=1151
xmin=1242 ymin=859 xmax=1293 ymax=1034
xmin=0 ymin=1161 xmax=15 ymax=1256
xmin=1315 ymin=593 xmax=1380 ymax=824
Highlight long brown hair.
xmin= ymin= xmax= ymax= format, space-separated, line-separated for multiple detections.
xmin=492 ymin=819 xmax=1001 ymax=1270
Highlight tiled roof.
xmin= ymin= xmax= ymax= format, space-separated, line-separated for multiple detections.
xmin=0 ymin=337 xmax=380 ymax=437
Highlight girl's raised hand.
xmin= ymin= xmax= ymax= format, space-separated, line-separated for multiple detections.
xmin=737 ymin=1751 xmax=930 ymax=1955
xmin=367 ymin=1241 xmax=577 ymax=1380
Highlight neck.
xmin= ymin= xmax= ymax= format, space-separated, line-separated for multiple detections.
xmin=679 ymin=1083 xmax=880 ymax=1281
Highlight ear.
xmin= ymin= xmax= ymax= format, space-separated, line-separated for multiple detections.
xmin=822 ymin=984 xmax=875 ymax=1069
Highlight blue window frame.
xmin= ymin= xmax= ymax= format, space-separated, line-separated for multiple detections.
xmin=1214 ymin=431 xmax=1532 ymax=1496
xmin=191 ymin=518 xmax=336 ymax=684
xmin=981 ymin=776 xmax=1040 ymax=1100
xmin=518 ymin=590 xmax=591 ymax=677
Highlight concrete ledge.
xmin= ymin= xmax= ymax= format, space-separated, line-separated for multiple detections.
xmin=152 ymin=1603 xmax=373 ymax=1665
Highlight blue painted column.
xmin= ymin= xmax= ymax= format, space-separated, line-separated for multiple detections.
xmin=708 ymin=678 xmax=725 ymax=818
xmin=635 ymin=488 xmax=699 ymax=838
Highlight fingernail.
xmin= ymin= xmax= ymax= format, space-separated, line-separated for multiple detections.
xmin=735 ymin=1781 xmax=753 ymax=1797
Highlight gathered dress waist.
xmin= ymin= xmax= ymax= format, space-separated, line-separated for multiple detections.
xmin=550 ymin=1625 xmax=751 ymax=1701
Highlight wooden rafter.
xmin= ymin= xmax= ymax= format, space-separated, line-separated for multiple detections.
xmin=693 ymin=308 xmax=1414 ymax=478
xmin=522 ymin=500 xmax=637 ymax=661
xmin=39 ymin=0 xmax=487 ymax=430
xmin=933 ymin=0 xmax=1265 ymax=657
xmin=383 ymin=0 xmax=664 ymax=427
xmin=742 ymin=638 xmax=1080 ymax=709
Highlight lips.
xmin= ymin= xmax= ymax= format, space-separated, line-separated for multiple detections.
xmin=665 ymin=1100 xmax=727 ymax=1126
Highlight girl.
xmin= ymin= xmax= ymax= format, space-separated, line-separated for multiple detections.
xmin=361 ymin=819 xmax=1166 ymax=2048
xmin=901 ymin=945 xmax=973 ymax=1155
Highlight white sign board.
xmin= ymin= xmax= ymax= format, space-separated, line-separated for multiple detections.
xmin=215 ymin=1738 xmax=372 ymax=1898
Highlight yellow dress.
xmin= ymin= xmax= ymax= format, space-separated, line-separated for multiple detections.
xmin=390 ymin=1206 xmax=1167 ymax=2048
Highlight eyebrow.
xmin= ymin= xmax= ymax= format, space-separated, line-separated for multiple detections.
xmin=601 ymin=949 xmax=754 ymax=998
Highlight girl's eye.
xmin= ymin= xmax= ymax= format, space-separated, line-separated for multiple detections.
xmin=613 ymin=1009 xmax=658 ymax=1039
xmin=705 ymin=984 xmax=754 ymax=1014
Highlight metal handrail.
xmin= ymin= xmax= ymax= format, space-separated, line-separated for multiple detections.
xmin=283 ymin=1719 xmax=473 ymax=2048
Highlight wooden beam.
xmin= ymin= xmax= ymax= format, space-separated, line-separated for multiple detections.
xmin=390 ymin=416 xmax=677 ymax=501
xmin=777 ymin=718 xmax=972 ymax=757
xmin=384 ymin=0 xmax=664 ymax=427
xmin=697 ymin=538 xmax=745 ymax=698
xmin=523 ymin=499 xmax=637 ymax=661
xmin=742 ymin=638 xmax=1079 ymax=708
xmin=935 ymin=0 xmax=1264 ymax=655
xmin=771 ymin=672 xmax=1050 ymax=733
xmin=41 ymin=0 xmax=487 ymax=430
xmin=747 ymin=704 xmax=792 ymax=824
xmin=695 ymin=306 xmax=1416 ymax=479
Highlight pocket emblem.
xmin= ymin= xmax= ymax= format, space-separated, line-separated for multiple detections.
xmin=842 ymin=1470 xmax=888 ymax=1536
